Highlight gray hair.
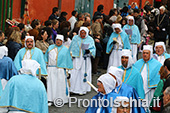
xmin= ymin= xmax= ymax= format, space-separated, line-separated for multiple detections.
xmin=165 ymin=87 xmax=170 ymax=95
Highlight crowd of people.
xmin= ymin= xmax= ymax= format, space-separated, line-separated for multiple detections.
xmin=0 ymin=1 xmax=170 ymax=113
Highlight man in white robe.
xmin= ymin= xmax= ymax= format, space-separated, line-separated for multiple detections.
xmin=134 ymin=45 xmax=162 ymax=112
xmin=106 ymin=23 xmax=131 ymax=69
xmin=69 ymin=27 xmax=96 ymax=95
xmin=153 ymin=42 xmax=170 ymax=65
xmin=44 ymin=35 xmax=73 ymax=106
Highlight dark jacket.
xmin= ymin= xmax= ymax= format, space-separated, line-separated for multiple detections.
xmin=154 ymin=13 xmax=169 ymax=38
xmin=6 ymin=41 xmax=22 ymax=61
xmin=49 ymin=13 xmax=59 ymax=20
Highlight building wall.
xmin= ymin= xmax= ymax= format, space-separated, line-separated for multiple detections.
xmin=93 ymin=0 xmax=114 ymax=15
xmin=12 ymin=0 xmax=75 ymax=24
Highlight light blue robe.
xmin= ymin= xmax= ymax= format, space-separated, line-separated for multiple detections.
xmin=118 ymin=65 xmax=145 ymax=99
xmin=134 ymin=58 xmax=162 ymax=88
xmin=122 ymin=24 xmax=141 ymax=44
xmin=0 ymin=74 xmax=48 ymax=113
xmin=153 ymin=52 xmax=170 ymax=60
xmin=14 ymin=47 xmax=47 ymax=75
xmin=115 ymin=83 xmax=146 ymax=113
xmin=69 ymin=35 xmax=96 ymax=58
xmin=106 ymin=31 xmax=131 ymax=54
xmin=44 ymin=44 xmax=73 ymax=69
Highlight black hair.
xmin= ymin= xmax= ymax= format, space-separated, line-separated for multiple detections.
xmin=72 ymin=10 xmax=77 ymax=16
xmin=134 ymin=9 xmax=139 ymax=13
xmin=97 ymin=4 xmax=104 ymax=12
xmin=52 ymin=7 xmax=58 ymax=14
xmin=17 ymin=23 xmax=25 ymax=30
xmin=44 ymin=20 xmax=52 ymax=26
xmin=60 ymin=12 xmax=68 ymax=17
xmin=31 ymin=19 xmax=40 ymax=29
xmin=164 ymin=58 xmax=170 ymax=71
xmin=60 ymin=27 xmax=69 ymax=41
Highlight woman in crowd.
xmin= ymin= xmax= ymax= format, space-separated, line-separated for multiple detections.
xmin=35 ymin=29 xmax=49 ymax=54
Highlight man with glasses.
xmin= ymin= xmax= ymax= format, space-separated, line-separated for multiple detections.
xmin=14 ymin=36 xmax=47 ymax=87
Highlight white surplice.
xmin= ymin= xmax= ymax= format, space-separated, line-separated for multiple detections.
xmin=69 ymin=50 xmax=91 ymax=94
xmin=107 ymin=35 xmax=123 ymax=69
xmin=130 ymin=44 xmax=137 ymax=63
xmin=47 ymin=48 xmax=69 ymax=103
xmin=141 ymin=64 xmax=155 ymax=112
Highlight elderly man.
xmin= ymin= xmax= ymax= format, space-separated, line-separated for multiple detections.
xmin=14 ymin=36 xmax=47 ymax=87
xmin=153 ymin=42 xmax=170 ymax=65
xmin=134 ymin=45 xmax=162 ymax=112
xmin=0 ymin=46 xmax=17 ymax=96
xmin=106 ymin=23 xmax=131 ymax=69
xmin=112 ymin=96 xmax=131 ymax=113
xmin=118 ymin=49 xmax=145 ymax=99
xmin=69 ymin=27 xmax=96 ymax=95
xmin=85 ymin=73 xmax=120 ymax=113
xmin=154 ymin=6 xmax=169 ymax=44
xmin=0 ymin=59 xmax=48 ymax=113
xmin=44 ymin=34 xmax=73 ymax=106
xmin=108 ymin=66 xmax=146 ymax=113
xmin=123 ymin=16 xmax=141 ymax=63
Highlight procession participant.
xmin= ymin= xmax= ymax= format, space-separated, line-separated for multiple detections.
xmin=0 ymin=59 xmax=48 ymax=113
xmin=69 ymin=27 xmax=96 ymax=95
xmin=134 ymin=45 xmax=162 ymax=112
xmin=118 ymin=49 xmax=145 ymax=99
xmin=153 ymin=42 xmax=170 ymax=65
xmin=44 ymin=34 xmax=73 ymax=106
xmin=123 ymin=16 xmax=141 ymax=63
xmin=106 ymin=23 xmax=131 ymax=68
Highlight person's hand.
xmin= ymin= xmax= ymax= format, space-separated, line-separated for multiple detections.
xmin=95 ymin=39 xmax=100 ymax=43
xmin=73 ymin=32 xmax=77 ymax=36
xmin=156 ymin=27 xmax=160 ymax=31
xmin=97 ymin=35 xmax=100 ymax=39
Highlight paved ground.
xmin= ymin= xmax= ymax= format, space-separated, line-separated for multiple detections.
xmin=49 ymin=39 xmax=170 ymax=113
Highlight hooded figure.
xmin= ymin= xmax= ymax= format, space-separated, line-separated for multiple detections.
xmin=69 ymin=26 xmax=96 ymax=95
xmin=0 ymin=59 xmax=48 ymax=113
xmin=118 ymin=49 xmax=145 ymax=99
xmin=153 ymin=42 xmax=170 ymax=65
xmin=107 ymin=66 xmax=146 ymax=113
xmin=44 ymin=34 xmax=73 ymax=106
xmin=86 ymin=73 xmax=120 ymax=113
xmin=14 ymin=36 xmax=47 ymax=76
xmin=134 ymin=45 xmax=162 ymax=112
xmin=0 ymin=46 xmax=17 ymax=96
xmin=123 ymin=16 xmax=141 ymax=63
xmin=106 ymin=23 xmax=131 ymax=69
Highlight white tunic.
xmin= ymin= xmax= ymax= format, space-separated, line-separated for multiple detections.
xmin=141 ymin=64 xmax=155 ymax=112
xmin=70 ymin=50 xmax=91 ymax=94
xmin=130 ymin=44 xmax=137 ymax=63
xmin=107 ymin=35 xmax=123 ymax=69
xmin=23 ymin=50 xmax=31 ymax=60
xmin=47 ymin=48 xmax=69 ymax=103
xmin=157 ymin=56 xmax=165 ymax=65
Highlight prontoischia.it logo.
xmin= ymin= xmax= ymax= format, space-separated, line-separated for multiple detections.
xmin=53 ymin=97 xmax=160 ymax=108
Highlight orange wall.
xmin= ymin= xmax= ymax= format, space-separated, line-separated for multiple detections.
xmin=12 ymin=0 xmax=21 ymax=19
xmin=93 ymin=0 xmax=114 ymax=15
xmin=128 ymin=0 xmax=154 ymax=8
xmin=12 ymin=0 xmax=75 ymax=24
xmin=61 ymin=0 xmax=75 ymax=20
